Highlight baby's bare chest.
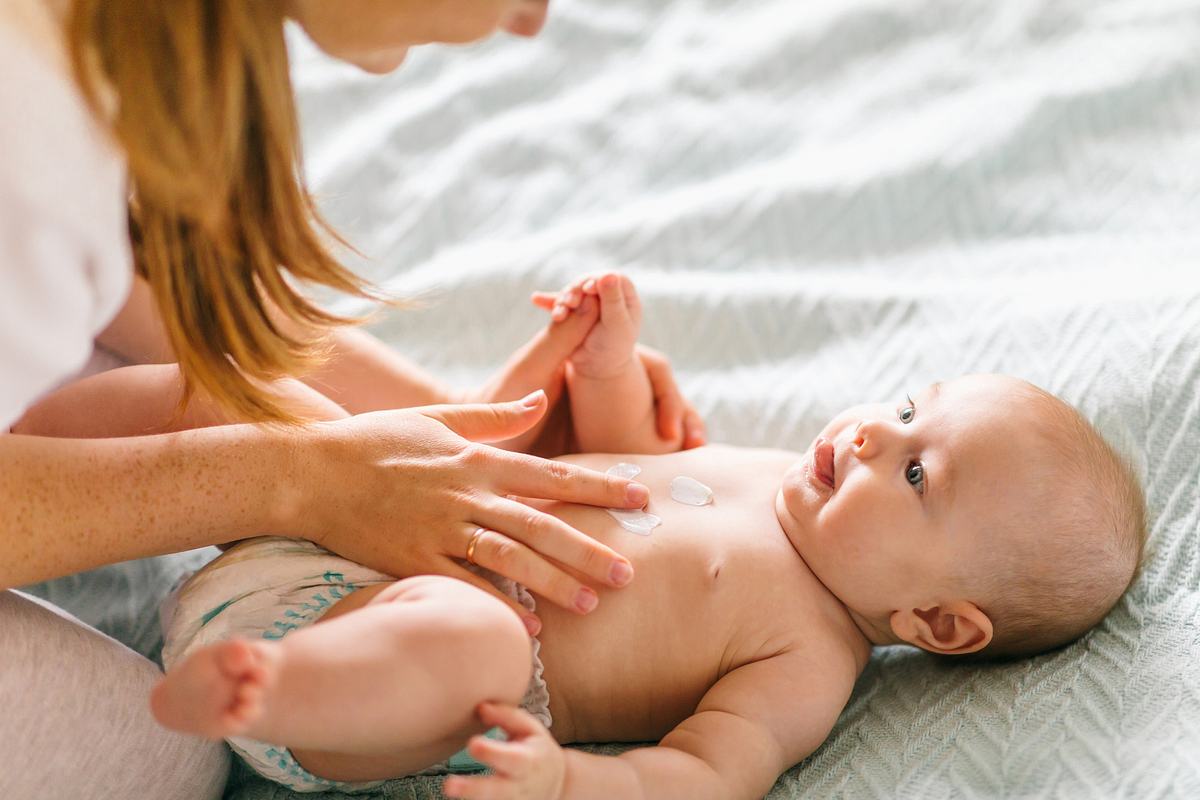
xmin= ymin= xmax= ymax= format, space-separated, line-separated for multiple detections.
xmin=531 ymin=449 xmax=844 ymax=742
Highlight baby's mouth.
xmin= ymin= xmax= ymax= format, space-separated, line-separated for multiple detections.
xmin=814 ymin=437 xmax=836 ymax=490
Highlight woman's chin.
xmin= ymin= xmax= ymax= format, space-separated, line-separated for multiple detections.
xmin=349 ymin=47 xmax=410 ymax=74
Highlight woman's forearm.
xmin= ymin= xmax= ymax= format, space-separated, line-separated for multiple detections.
xmin=97 ymin=275 xmax=450 ymax=414
xmin=0 ymin=425 xmax=296 ymax=589
xmin=301 ymin=326 xmax=452 ymax=413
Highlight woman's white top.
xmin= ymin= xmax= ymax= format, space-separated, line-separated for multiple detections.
xmin=0 ymin=2 xmax=131 ymax=430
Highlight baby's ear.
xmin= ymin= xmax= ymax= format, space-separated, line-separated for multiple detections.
xmin=890 ymin=601 xmax=993 ymax=655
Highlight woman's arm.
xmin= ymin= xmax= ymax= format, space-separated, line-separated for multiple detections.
xmin=300 ymin=325 xmax=452 ymax=412
xmin=2 ymin=394 xmax=650 ymax=619
xmin=0 ymin=423 xmax=294 ymax=589
xmin=97 ymin=275 xmax=453 ymax=411
xmin=11 ymin=363 xmax=347 ymax=438
xmin=97 ymin=276 xmax=706 ymax=453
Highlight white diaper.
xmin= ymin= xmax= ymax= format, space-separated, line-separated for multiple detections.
xmin=161 ymin=536 xmax=550 ymax=794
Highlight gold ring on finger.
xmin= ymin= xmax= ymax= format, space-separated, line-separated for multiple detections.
xmin=466 ymin=527 xmax=486 ymax=565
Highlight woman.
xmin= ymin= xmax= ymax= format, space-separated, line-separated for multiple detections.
xmin=0 ymin=1 xmax=703 ymax=796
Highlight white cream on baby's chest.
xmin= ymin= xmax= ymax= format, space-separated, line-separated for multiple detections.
xmin=603 ymin=462 xmax=715 ymax=535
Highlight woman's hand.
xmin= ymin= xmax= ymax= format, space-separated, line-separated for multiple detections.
xmin=637 ymin=344 xmax=706 ymax=450
xmin=285 ymin=391 xmax=645 ymax=631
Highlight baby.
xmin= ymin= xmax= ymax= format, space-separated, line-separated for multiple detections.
xmin=151 ymin=274 xmax=1147 ymax=799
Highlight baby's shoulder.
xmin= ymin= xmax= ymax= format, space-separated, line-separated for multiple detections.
xmin=739 ymin=581 xmax=869 ymax=685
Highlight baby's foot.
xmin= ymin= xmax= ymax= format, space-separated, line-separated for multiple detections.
xmin=533 ymin=273 xmax=641 ymax=379
xmin=151 ymin=638 xmax=279 ymax=739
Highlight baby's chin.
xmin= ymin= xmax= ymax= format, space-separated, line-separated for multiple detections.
xmin=774 ymin=477 xmax=810 ymax=551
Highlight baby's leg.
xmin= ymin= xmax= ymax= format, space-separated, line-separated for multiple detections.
xmin=11 ymin=363 xmax=347 ymax=437
xmin=151 ymin=575 xmax=533 ymax=781
xmin=561 ymin=274 xmax=684 ymax=454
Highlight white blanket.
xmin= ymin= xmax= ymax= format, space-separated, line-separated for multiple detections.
xmin=279 ymin=0 xmax=1200 ymax=796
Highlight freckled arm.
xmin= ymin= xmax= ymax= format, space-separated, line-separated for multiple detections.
xmin=0 ymin=424 xmax=297 ymax=589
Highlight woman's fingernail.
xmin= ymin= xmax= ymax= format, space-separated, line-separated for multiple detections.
xmin=521 ymin=389 xmax=546 ymax=408
xmin=575 ymin=587 xmax=598 ymax=613
xmin=610 ymin=561 xmax=634 ymax=586
xmin=627 ymin=483 xmax=650 ymax=505
xmin=523 ymin=615 xmax=542 ymax=637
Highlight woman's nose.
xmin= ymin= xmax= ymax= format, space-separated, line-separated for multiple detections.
xmin=501 ymin=1 xmax=549 ymax=37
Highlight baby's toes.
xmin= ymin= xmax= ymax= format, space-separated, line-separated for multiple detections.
xmin=228 ymin=683 xmax=264 ymax=723
xmin=596 ymin=273 xmax=630 ymax=317
xmin=214 ymin=638 xmax=257 ymax=677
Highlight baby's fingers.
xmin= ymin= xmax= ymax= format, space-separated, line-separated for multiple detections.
xmin=442 ymin=774 xmax=513 ymax=800
xmin=467 ymin=733 xmax=533 ymax=776
xmin=478 ymin=701 xmax=545 ymax=738
xmin=530 ymin=291 xmax=557 ymax=311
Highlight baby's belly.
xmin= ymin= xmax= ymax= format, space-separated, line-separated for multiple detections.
xmin=534 ymin=531 xmax=734 ymax=743
xmin=528 ymin=484 xmax=806 ymax=744
xmin=520 ymin=450 xmax=811 ymax=743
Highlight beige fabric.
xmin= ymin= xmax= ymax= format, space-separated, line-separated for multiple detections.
xmin=0 ymin=590 xmax=229 ymax=799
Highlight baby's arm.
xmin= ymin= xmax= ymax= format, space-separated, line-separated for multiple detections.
xmin=444 ymin=651 xmax=851 ymax=800
xmin=534 ymin=274 xmax=684 ymax=455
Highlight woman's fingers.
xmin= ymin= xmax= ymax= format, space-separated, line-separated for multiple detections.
xmin=682 ymin=405 xmax=707 ymax=449
xmin=652 ymin=373 xmax=683 ymax=441
xmin=639 ymin=346 xmax=683 ymax=441
xmin=464 ymin=525 xmax=593 ymax=613
xmin=497 ymin=449 xmax=648 ymax=508
xmin=421 ymin=392 xmax=547 ymax=443
xmin=477 ymin=496 xmax=631 ymax=594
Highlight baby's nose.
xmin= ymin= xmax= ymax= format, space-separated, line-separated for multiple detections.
xmin=852 ymin=419 xmax=891 ymax=459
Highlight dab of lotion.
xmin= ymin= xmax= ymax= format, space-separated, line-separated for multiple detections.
xmin=604 ymin=462 xmax=660 ymax=535
xmin=669 ymin=476 xmax=713 ymax=506
xmin=604 ymin=507 xmax=662 ymax=536
xmin=606 ymin=462 xmax=642 ymax=480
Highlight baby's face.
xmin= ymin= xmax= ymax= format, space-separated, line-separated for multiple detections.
xmin=776 ymin=374 xmax=1048 ymax=621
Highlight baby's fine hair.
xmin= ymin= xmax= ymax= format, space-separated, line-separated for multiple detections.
xmin=974 ymin=382 xmax=1147 ymax=660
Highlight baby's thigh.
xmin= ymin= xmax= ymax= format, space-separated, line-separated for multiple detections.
xmin=290 ymin=576 xmax=533 ymax=778
xmin=318 ymin=575 xmax=532 ymax=701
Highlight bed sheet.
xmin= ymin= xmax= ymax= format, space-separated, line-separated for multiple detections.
xmin=42 ymin=0 xmax=1200 ymax=797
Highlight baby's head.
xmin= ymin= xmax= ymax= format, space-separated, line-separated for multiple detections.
xmin=776 ymin=374 xmax=1146 ymax=660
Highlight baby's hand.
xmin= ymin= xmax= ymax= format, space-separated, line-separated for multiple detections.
xmin=442 ymin=703 xmax=565 ymax=800
xmin=531 ymin=272 xmax=642 ymax=380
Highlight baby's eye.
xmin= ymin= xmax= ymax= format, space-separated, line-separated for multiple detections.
xmin=898 ymin=396 xmax=915 ymax=424
xmin=905 ymin=461 xmax=925 ymax=494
